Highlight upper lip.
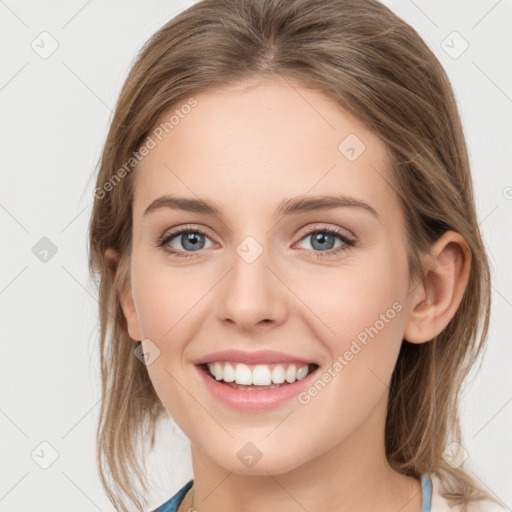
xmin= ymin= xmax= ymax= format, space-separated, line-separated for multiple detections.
xmin=195 ymin=350 xmax=317 ymax=366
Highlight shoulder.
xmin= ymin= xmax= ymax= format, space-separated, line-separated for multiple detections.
xmin=430 ymin=474 xmax=509 ymax=512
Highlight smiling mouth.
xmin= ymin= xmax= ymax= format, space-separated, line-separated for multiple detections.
xmin=200 ymin=362 xmax=319 ymax=390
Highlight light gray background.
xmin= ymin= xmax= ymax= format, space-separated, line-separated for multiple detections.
xmin=1 ymin=1 xmax=511 ymax=510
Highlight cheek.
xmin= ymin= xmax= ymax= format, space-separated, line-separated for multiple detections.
xmin=290 ymin=245 xmax=409 ymax=414
xmin=133 ymin=266 xmax=201 ymax=425
xmin=131 ymin=260 xmax=210 ymax=417
xmin=293 ymin=247 xmax=408 ymax=351
xmin=289 ymin=266 xmax=408 ymax=444
xmin=132 ymin=259 xmax=206 ymax=343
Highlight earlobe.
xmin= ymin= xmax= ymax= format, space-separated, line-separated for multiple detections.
xmin=104 ymin=248 xmax=142 ymax=342
xmin=404 ymin=231 xmax=471 ymax=344
xmin=119 ymin=287 xmax=142 ymax=341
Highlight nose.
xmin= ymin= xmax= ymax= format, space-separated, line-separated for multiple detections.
xmin=216 ymin=240 xmax=288 ymax=332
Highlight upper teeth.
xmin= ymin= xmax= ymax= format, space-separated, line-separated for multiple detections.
xmin=207 ymin=362 xmax=310 ymax=385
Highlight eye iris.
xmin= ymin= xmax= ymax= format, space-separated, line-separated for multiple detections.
xmin=182 ymin=232 xmax=204 ymax=251
xmin=311 ymin=232 xmax=335 ymax=251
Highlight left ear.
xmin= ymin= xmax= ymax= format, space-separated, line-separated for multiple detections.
xmin=404 ymin=231 xmax=471 ymax=344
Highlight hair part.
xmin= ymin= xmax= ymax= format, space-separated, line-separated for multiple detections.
xmin=88 ymin=0 xmax=494 ymax=510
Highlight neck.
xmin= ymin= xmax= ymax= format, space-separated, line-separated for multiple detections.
xmin=181 ymin=395 xmax=422 ymax=512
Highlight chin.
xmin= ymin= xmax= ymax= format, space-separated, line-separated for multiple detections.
xmin=206 ymin=442 xmax=310 ymax=476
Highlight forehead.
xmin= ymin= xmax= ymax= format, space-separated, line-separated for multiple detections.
xmin=133 ymin=77 xmax=398 ymax=223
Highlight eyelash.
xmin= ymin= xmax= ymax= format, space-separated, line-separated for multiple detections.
xmin=156 ymin=224 xmax=357 ymax=259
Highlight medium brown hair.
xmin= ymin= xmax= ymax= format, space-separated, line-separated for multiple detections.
xmin=87 ymin=0 xmax=496 ymax=510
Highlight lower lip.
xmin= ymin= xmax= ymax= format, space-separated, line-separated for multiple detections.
xmin=196 ymin=364 xmax=318 ymax=411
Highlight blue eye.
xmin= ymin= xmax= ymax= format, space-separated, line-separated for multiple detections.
xmin=157 ymin=224 xmax=356 ymax=259
xmin=296 ymin=226 xmax=356 ymax=258
xmin=157 ymin=225 xmax=214 ymax=258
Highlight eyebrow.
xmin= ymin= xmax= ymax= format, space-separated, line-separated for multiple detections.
xmin=143 ymin=194 xmax=379 ymax=218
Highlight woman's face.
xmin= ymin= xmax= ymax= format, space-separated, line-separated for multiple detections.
xmin=123 ymin=77 xmax=416 ymax=474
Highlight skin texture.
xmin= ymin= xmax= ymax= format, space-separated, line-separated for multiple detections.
xmin=106 ymin=76 xmax=471 ymax=512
